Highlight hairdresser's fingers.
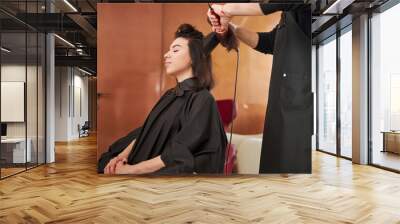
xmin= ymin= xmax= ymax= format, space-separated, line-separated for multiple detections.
xmin=207 ymin=10 xmax=218 ymax=23
xmin=211 ymin=4 xmax=224 ymax=17
xmin=218 ymin=26 xmax=228 ymax=34
xmin=212 ymin=25 xmax=223 ymax=33
xmin=215 ymin=27 xmax=226 ymax=35
xmin=208 ymin=14 xmax=219 ymax=25
xmin=207 ymin=9 xmax=213 ymax=19
xmin=211 ymin=26 xmax=218 ymax=33
xmin=211 ymin=19 xmax=220 ymax=26
xmin=220 ymin=16 xmax=230 ymax=28
xmin=213 ymin=27 xmax=219 ymax=33
xmin=209 ymin=14 xmax=217 ymax=21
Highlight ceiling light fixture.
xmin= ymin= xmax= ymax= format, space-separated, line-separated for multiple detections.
xmin=54 ymin=34 xmax=75 ymax=48
xmin=323 ymin=0 xmax=354 ymax=15
xmin=1 ymin=47 xmax=11 ymax=53
xmin=78 ymin=67 xmax=93 ymax=76
xmin=63 ymin=0 xmax=78 ymax=12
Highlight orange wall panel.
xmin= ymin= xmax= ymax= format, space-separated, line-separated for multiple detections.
xmin=97 ymin=4 xmax=163 ymax=159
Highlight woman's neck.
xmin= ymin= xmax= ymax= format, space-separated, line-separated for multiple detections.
xmin=175 ymin=69 xmax=194 ymax=83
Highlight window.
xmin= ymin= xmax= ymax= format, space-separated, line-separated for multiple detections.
xmin=317 ymin=36 xmax=337 ymax=154
xmin=370 ymin=2 xmax=400 ymax=171
xmin=340 ymin=28 xmax=352 ymax=158
xmin=0 ymin=1 xmax=47 ymax=179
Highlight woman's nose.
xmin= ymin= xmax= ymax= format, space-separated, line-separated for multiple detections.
xmin=164 ymin=52 xmax=170 ymax=59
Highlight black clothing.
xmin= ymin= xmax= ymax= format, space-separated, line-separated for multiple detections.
xmin=98 ymin=77 xmax=227 ymax=174
xmin=259 ymin=2 xmax=311 ymax=38
xmin=256 ymin=3 xmax=313 ymax=173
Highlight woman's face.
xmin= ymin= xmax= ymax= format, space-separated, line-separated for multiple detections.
xmin=164 ymin=37 xmax=191 ymax=76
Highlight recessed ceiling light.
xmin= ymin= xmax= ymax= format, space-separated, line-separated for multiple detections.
xmin=54 ymin=34 xmax=75 ymax=48
xmin=77 ymin=67 xmax=93 ymax=76
xmin=323 ymin=0 xmax=354 ymax=15
xmin=1 ymin=47 xmax=11 ymax=53
xmin=63 ymin=0 xmax=78 ymax=12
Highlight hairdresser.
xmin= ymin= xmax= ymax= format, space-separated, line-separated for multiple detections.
xmin=208 ymin=2 xmax=313 ymax=173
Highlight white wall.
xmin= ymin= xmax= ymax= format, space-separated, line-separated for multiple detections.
xmin=55 ymin=67 xmax=89 ymax=141
xmin=1 ymin=65 xmax=40 ymax=138
xmin=72 ymin=73 xmax=89 ymax=138
xmin=55 ymin=66 xmax=69 ymax=141
xmin=1 ymin=63 xmax=46 ymax=164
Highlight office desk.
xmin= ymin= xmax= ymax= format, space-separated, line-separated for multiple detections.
xmin=381 ymin=131 xmax=400 ymax=154
xmin=1 ymin=138 xmax=32 ymax=163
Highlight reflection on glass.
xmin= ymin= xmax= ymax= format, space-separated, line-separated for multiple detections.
xmin=1 ymin=31 xmax=28 ymax=177
xmin=38 ymin=33 xmax=46 ymax=165
xmin=0 ymin=1 xmax=46 ymax=179
xmin=340 ymin=29 xmax=352 ymax=158
xmin=27 ymin=31 xmax=38 ymax=169
xmin=318 ymin=37 xmax=337 ymax=154
xmin=371 ymin=3 xmax=400 ymax=171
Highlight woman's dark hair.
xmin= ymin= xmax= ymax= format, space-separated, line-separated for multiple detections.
xmin=175 ymin=24 xmax=214 ymax=90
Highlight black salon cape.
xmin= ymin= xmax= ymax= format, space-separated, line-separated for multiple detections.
xmin=97 ymin=77 xmax=227 ymax=174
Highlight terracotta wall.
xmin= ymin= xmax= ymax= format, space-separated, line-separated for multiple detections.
xmin=97 ymin=4 xmax=163 ymax=158
xmin=97 ymin=3 xmax=280 ymax=158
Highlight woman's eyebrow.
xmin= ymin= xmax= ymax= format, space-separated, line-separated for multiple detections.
xmin=171 ymin=44 xmax=182 ymax=48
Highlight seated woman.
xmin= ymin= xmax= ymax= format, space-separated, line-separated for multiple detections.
xmin=98 ymin=24 xmax=229 ymax=175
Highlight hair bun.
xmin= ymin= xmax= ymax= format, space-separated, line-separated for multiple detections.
xmin=175 ymin=24 xmax=204 ymax=40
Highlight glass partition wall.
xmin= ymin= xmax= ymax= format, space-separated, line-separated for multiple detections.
xmin=370 ymin=2 xmax=400 ymax=172
xmin=317 ymin=35 xmax=337 ymax=155
xmin=316 ymin=26 xmax=353 ymax=160
xmin=339 ymin=27 xmax=352 ymax=159
xmin=0 ymin=1 xmax=46 ymax=179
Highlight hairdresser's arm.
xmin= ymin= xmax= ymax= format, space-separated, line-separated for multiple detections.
xmin=208 ymin=5 xmax=261 ymax=49
xmin=211 ymin=3 xmax=264 ymax=17
xmin=229 ymin=23 xmax=259 ymax=49
xmin=114 ymin=156 xmax=165 ymax=175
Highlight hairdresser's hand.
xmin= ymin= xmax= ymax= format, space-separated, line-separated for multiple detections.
xmin=207 ymin=10 xmax=229 ymax=34
xmin=104 ymin=155 xmax=127 ymax=174
xmin=210 ymin=4 xmax=232 ymax=18
xmin=208 ymin=4 xmax=231 ymax=34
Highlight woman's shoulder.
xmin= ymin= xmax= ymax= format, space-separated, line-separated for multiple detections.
xmin=191 ymin=88 xmax=215 ymax=101
xmin=186 ymin=89 xmax=218 ymax=110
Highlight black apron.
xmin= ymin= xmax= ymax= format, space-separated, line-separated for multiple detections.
xmin=259 ymin=11 xmax=313 ymax=173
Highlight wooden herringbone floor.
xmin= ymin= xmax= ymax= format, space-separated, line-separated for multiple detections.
xmin=1 ymin=134 xmax=400 ymax=224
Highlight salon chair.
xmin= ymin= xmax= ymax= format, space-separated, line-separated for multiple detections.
xmin=216 ymin=99 xmax=237 ymax=175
